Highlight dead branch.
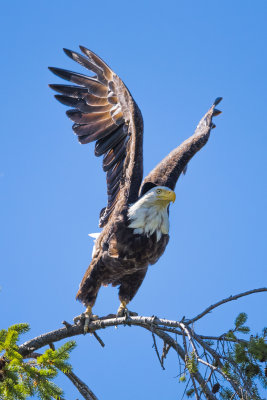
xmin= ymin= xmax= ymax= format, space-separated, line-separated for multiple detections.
xmin=64 ymin=370 xmax=98 ymax=400
xmin=16 ymin=288 xmax=266 ymax=400
xmin=187 ymin=287 xmax=267 ymax=325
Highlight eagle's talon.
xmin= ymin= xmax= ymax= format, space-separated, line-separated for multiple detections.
xmin=128 ymin=310 xmax=138 ymax=316
xmin=116 ymin=301 xmax=137 ymax=318
xmin=124 ymin=308 xmax=130 ymax=321
xmin=73 ymin=313 xmax=85 ymax=325
xmin=116 ymin=308 xmax=127 ymax=318
xmin=76 ymin=306 xmax=98 ymax=334
xmin=90 ymin=314 xmax=99 ymax=321
xmin=84 ymin=314 xmax=99 ymax=334
xmin=84 ymin=314 xmax=90 ymax=334
xmin=117 ymin=301 xmax=129 ymax=318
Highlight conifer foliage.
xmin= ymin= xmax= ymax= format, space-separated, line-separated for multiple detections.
xmin=0 ymin=323 xmax=75 ymax=400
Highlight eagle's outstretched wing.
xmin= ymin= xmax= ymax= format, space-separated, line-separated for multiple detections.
xmin=139 ymin=98 xmax=222 ymax=196
xmin=49 ymin=47 xmax=143 ymax=227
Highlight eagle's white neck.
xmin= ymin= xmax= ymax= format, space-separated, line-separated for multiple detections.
xmin=128 ymin=193 xmax=170 ymax=241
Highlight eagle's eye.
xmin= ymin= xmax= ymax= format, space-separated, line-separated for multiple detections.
xmin=156 ymin=189 xmax=162 ymax=194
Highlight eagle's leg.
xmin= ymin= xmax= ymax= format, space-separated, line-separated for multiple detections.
xmin=117 ymin=300 xmax=129 ymax=317
xmin=83 ymin=306 xmax=99 ymax=333
xmin=84 ymin=305 xmax=93 ymax=333
xmin=73 ymin=306 xmax=99 ymax=333
xmin=117 ymin=267 xmax=148 ymax=317
xmin=83 ymin=298 xmax=99 ymax=333
xmin=75 ymin=266 xmax=102 ymax=332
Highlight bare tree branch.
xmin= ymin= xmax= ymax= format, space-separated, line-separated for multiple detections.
xmin=16 ymin=288 xmax=266 ymax=400
xmin=151 ymin=331 xmax=165 ymax=370
xmin=17 ymin=312 xmax=253 ymax=357
xmin=187 ymin=287 xmax=267 ymax=325
xmin=64 ymin=370 xmax=98 ymax=400
xmin=148 ymin=327 xmax=217 ymax=400
xmin=180 ymin=322 xmax=199 ymax=360
xmin=190 ymin=329 xmax=254 ymax=398
xmin=154 ymin=326 xmax=249 ymax=344
xmin=92 ymin=332 xmax=105 ymax=348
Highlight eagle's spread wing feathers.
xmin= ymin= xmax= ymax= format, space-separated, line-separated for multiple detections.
xmin=49 ymin=47 xmax=143 ymax=227
xmin=139 ymin=97 xmax=222 ymax=196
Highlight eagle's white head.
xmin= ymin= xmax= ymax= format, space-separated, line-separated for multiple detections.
xmin=128 ymin=186 xmax=176 ymax=241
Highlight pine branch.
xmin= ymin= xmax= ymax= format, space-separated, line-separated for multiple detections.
xmin=23 ymin=352 xmax=98 ymax=400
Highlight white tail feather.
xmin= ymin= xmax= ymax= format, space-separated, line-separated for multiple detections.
xmin=88 ymin=232 xmax=101 ymax=258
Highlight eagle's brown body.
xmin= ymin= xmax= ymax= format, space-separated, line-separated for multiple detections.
xmin=77 ymin=207 xmax=169 ymax=307
xmin=49 ymin=46 xmax=222 ymax=313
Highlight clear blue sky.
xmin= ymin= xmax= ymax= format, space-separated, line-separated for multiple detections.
xmin=1 ymin=1 xmax=267 ymax=398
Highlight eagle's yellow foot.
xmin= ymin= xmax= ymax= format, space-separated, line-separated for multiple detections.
xmin=117 ymin=301 xmax=129 ymax=318
xmin=84 ymin=305 xmax=92 ymax=333
xmin=83 ymin=306 xmax=99 ymax=334
xmin=73 ymin=306 xmax=98 ymax=334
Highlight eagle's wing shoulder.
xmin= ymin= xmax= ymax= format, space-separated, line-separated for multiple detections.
xmin=49 ymin=47 xmax=143 ymax=227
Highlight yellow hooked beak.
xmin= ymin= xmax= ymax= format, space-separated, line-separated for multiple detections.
xmin=168 ymin=190 xmax=176 ymax=203
xmin=159 ymin=190 xmax=176 ymax=203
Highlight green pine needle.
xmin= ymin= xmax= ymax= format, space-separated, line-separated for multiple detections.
xmin=234 ymin=312 xmax=248 ymax=328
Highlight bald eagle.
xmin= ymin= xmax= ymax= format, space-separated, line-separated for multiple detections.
xmin=49 ymin=47 xmax=222 ymax=330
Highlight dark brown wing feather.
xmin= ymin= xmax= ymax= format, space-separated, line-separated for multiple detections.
xmin=139 ymin=98 xmax=222 ymax=196
xmin=49 ymin=47 xmax=143 ymax=227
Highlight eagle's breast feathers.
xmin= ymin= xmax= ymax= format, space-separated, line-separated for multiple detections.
xmin=96 ymin=187 xmax=175 ymax=277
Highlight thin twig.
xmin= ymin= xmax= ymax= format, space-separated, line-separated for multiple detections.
xmin=151 ymin=331 xmax=165 ymax=370
xmin=92 ymin=332 xmax=105 ymax=348
xmin=62 ymin=320 xmax=72 ymax=329
xmin=181 ymin=377 xmax=191 ymax=400
xmin=191 ymin=330 xmax=250 ymax=398
xmin=191 ymin=376 xmax=200 ymax=400
xmin=149 ymin=327 xmax=217 ymax=400
xmin=161 ymin=342 xmax=171 ymax=366
xmin=181 ymin=322 xmax=218 ymax=374
xmin=199 ymin=367 xmax=214 ymax=399
xmin=187 ymin=287 xmax=267 ymax=324
xmin=180 ymin=322 xmax=199 ymax=359
xmin=156 ymin=325 xmax=248 ymax=344
xmin=181 ymin=325 xmax=201 ymax=400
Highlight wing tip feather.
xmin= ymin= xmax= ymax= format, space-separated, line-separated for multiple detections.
xmin=63 ymin=48 xmax=73 ymax=58
xmin=79 ymin=45 xmax=87 ymax=53
xmin=48 ymin=83 xmax=60 ymax=92
xmin=214 ymin=97 xmax=223 ymax=106
xmin=48 ymin=66 xmax=69 ymax=80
